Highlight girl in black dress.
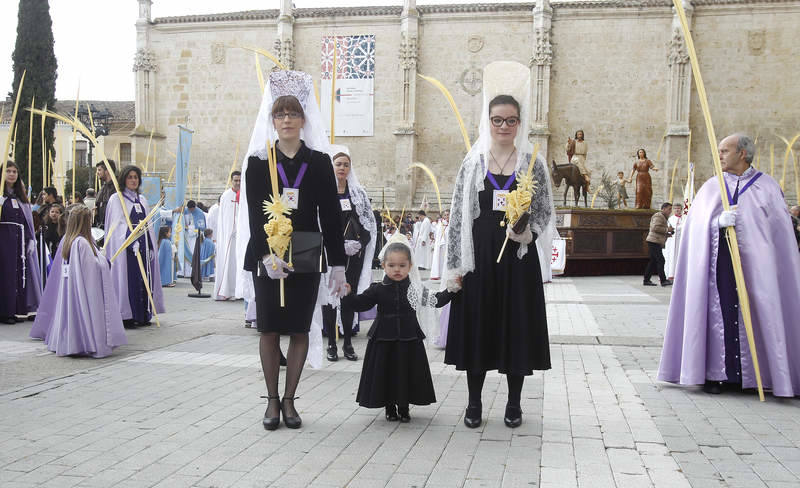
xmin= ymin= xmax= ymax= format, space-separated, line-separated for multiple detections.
xmin=343 ymin=238 xmax=451 ymax=422
xmin=241 ymin=71 xmax=347 ymax=430
xmin=445 ymin=61 xmax=555 ymax=429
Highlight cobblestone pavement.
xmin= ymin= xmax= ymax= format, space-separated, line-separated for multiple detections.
xmin=0 ymin=276 xmax=798 ymax=487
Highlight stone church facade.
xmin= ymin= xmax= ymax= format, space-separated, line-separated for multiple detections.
xmin=133 ymin=0 xmax=800 ymax=207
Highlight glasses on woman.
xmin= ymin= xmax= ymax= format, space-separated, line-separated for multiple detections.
xmin=272 ymin=111 xmax=303 ymax=120
xmin=490 ymin=116 xmax=520 ymax=128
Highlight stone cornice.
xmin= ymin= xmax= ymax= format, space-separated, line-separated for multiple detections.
xmin=152 ymin=0 xmax=798 ymax=24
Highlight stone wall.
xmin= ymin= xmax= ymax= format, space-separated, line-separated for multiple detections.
xmin=136 ymin=1 xmax=800 ymax=207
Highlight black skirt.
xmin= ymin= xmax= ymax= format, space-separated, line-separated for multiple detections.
xmin=357 ymin=339 xmax=436 ymax=408
xmin=252 ymin=270 xmax=321 ymax=334
xmin=444 ymin=174 xmax=550 ymax=375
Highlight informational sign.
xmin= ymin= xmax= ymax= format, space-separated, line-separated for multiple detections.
xmin=320 ymin=35 xmax=375 ymax=137
xmin=551 ymin=238 xmax=566 ymax=275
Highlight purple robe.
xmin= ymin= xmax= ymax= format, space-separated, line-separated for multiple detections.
xmin=105 ymin=190 xmax=165 ymax=321
xmin=30 ymin=237 xmax=127 ymax=358
xmin=658 ymin=168 xmax=800 ymax=397
xmin=0 ymin=196 xmax=42 ymax=317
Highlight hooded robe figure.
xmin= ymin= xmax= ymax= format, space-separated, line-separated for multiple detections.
xmin=0 ymin=191 xmax=42 ymax=320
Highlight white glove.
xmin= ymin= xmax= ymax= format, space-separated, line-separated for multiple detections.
xmin=262 ymin=254 xmax=293 ymax=279
xmin=344 ymin=240 xmax=362 ymax=256
xmin=132 ymin=241 xmax=140 ymax=254
xmin=507 ymin=227 xmax=534 ymax=245
xmin=446 ymin=274 xmax=463 ymax=293
xmin=718 ymin=210 xmax=737 ymax=229
xmin=0 ymin=196 xmax=6 ymax=207
xmin=27 ymin=239 xmax=36 ymax=255
xmin=328 ymin=265 xmax=347 ymax=298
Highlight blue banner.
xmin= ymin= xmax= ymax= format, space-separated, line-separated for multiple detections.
xmin=172 ymin=126 xmax=193 ymax=277
xmin=140 ymin=175 xmax=162 ymax=232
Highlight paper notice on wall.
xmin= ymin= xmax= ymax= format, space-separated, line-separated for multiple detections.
xmin=320 ymin=35 xmax=375 ymax=137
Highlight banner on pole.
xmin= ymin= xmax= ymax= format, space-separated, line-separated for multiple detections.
xmin=320 ymin=35 xmax=375 ymax=137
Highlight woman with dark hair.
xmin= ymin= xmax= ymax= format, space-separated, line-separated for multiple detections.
xmin=445 ymin=62 xmax=555 ymax=429
xmin=0 ymin=161 xmax=42 ymax=323
xmin=104 ymin=165 xmax=165 ymax=328
xmin=632 ymin=148 xmax=658 ymax=209
xmin=238 ymin=70 xmax=346 ymax=430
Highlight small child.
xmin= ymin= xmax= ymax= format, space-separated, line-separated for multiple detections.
xmin=343 ymin=237 xmax=452 ymax=422
xmin=616 ymin=171 xmax=632 ymax=208
xmin=158 ymin=226 xmax=175 ymax=287
xmin=30 ymin=205 xmax=127 ymax=357
xmin=199 ymin=228 xmax=216 ymax=281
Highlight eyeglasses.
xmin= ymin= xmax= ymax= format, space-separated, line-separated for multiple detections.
xmin=490 ymin=116 xmax=520 ymax=128
xmin=272 ymin=111 xmax=303 ymax=120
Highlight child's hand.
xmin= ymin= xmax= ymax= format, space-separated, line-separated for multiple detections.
xmin=343 ymin=283 xmax=352 ymax=295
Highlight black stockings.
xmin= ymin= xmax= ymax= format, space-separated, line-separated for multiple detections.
xmin=322 ymin=304 xmax=353 ymax=348
xmin=466 ymin=370 xmax=524 ymax=407
xmin=259 ymin=332 xmax=309 ymax=418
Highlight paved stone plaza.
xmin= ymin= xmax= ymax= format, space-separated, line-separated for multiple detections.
xmin=1 ymin=276 xmax=799 ymax=488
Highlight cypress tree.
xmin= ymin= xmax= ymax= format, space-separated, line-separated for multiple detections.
xmin=10 ymin=0 xmax=57 ymax=196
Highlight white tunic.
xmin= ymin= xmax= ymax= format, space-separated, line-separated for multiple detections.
xmin=213 ymin=189 xmax=239 ymax=300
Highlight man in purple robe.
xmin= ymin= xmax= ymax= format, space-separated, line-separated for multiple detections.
xmin=658 ymin=134 xmax=800 ymax=397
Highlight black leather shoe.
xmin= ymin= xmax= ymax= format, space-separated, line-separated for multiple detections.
xmin=281 ymin=398 xmax=302 ymax=429
xmin=343 ymin=345 xmax=358 ymax=361
xmin=279 ymin=351 xmax=287 ymax=367
xmin=262 ymin=395 xmax=280 ymax=431
xmin=123 ymin=319 xmax=137 ymax=329
xmin=464 ymin=403 xmax=482 ymax=428
xmin=504 ymin=405 xmax=522 ymax=428
xmin=1 ymin=317 xmax=16 ymax=325
xmin=661 ymin=280 xmax=673 ymax=287
xmin=703 ymin=381 xmax=723 ymax=394
xmin=326 ymin=345 xmax=338 ymax=362
xmin=385 ymin=405 xmax=399 ymax=421
xmin=642 ymin=280 xmax=657 ymax=287
xmin=398 ymin=406 xmax=410 ymax=423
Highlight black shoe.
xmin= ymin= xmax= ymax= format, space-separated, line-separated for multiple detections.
xmin=398 ymin=406 xmax=410 ymax=423
xmin=281 ymin=397 xmax=302 ymax=429
xmin=123 ymin=319 xmax=137 ymax=329
xmin=262 ymin=395 xmax=280 ymax=431
xmin=661 ymin=280 xmax=673 ymax=287
xmin=26 ymin=314 xmax=36 ymax=322
xmin=464 ymin=403 xmax=482 ymax=428
xmin=504 ymin=404 xmax=522 ymax=428
xmin=385 ymin=405 xmax=399 ymax=421
xmin=140 ymin=320 xmax=152 ymax=327
xmin=343 ymin=345 xmax=358 ymax=361
xmin=1 ymin=317 xmax=16 ymax=325
xmin=703 ymin=381 xmax=723 ymax=394
xmin=279 ymin=351 xmax=287 ymax=367
xmin=244 ymin=320 xmax=253 ymax=328
xmin=642 ymin=280 xmax=657 ymax=287
xmin=326 ymin=345 xmax=339 ymax=362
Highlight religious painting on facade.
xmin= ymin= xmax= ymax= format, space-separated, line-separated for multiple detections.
xmin=320 ymin=35 xmax=375 ymax=137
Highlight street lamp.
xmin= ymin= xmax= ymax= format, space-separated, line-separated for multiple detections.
xmin=76 ymin=104 xmax=113 ymax=166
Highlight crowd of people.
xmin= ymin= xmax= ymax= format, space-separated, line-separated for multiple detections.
xmin=4 ymin=61 xmax=800 ymax=442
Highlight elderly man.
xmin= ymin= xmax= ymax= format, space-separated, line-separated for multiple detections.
xmin=658 ymin=134 xmax=800 ymax=397
xmin=643 ymin=202 xmax=673 ymax=287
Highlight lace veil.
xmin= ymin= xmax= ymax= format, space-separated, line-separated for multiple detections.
xmin=445 ymin=61 xmax=556 ymax=289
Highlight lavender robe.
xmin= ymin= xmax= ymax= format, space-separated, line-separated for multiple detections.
xmin=105 ymin=190 xmax=166 ymax=320
xmin=30 ymin=237 xmax=127 ymax=358
xmin=0 ymin=196 xmax=42 ymax=317
xmin=658 ymin=169 xmax=800 ymax=397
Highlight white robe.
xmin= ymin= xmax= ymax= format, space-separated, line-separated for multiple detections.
xmin=207 ymin=203 xmax=219 ymax=240
xmin=213 ymin=189 xmax=239 ymax=300
xmin=430 ymin=219 xmax=448 ymax=279
xmin=414 ymin=217 xmax=432 ymax=269
xmin=663 ymin=213 xmax=684 ymax=280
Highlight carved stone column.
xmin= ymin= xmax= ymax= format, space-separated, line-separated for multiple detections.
xmin=529 ymin=0 xmax=553 ymax=159
xmin=132 ymin=0 xmax=161 ymax=165
xmin=663 ymin=0 xmax=693 ymax=202
xmin=392 ymin=0 xmax=419 ymax=208
xmin=274 ymin=0 xmax=295 ymax=70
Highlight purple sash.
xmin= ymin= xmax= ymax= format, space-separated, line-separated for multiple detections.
xmin=487 ymin=171 xmax=515 ymax=191
xmin=277 ymin=162 xmax=309 ymax=189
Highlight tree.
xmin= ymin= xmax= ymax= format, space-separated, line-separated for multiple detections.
xmin=10 ymin=0 xmax=57 ymax=196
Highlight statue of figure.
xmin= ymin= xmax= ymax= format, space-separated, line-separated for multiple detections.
xmin=632 ymin=148 xmax=659 ymax=209
xmin=566 ymin=130 xmax=589 ymax=189
xmin=615 ymin=171 xmax=632 ymax=208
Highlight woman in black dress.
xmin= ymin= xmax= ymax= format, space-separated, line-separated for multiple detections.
xmin=242 ymin=71 xmax=346 ymax=430
xmin=445 ymin=61 xmax=555 ymax=428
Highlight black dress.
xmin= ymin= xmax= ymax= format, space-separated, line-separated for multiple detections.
xmin=343 ymin=276 xmax=450 ymax=408
xmin=244 ymin=141 xmax=346 ymax=334
xmin=445 ymin=173 xmax=550 ymax=375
